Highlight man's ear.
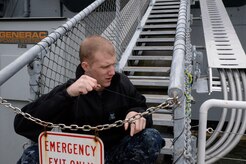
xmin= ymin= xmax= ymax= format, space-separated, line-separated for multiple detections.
xmin=81 ymin=61 xmax=89 ymax=71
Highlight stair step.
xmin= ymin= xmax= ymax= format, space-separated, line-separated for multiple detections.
xmin=156 ymin=0 xmax=180 ymax=2
xmin=133 ymin=46 xmax=173 ymax=51
xmin=153 ymin=5 xmax=180 ymax=10
xmin=153 ymin=113 xmax=173 ymax=126
xmin=123 ymin=66 xmax=170 ymax=73
xmin=161 ymin=138 xmax=173 ymax=155
xmin=128 ymin=76 xmax=170 ymax=80
xmin=143 ymin=24 xmax=177 ymax=29
xmin=148 ymin=14 xmax=178 ymax=18
xmin=130 ymin=79 xmax=169 ymax=87
xmin=151 ymin=9 xmax=179 ymax=14
xmin=146 ymin=19 xmax=178 ymax=23
xmin=155 ymin=109 xmax=173 ymax=114
xmin=155 ymin=2 xmax=180 ymax=6
xmin=137 ymin=38 xmax=175 ymax=43
xmin=128 ymin=55 xmax=172 ymax=61
xmin=141 ymin=31 xmax=176 ymax=36
xmin=143 ymin=94 xmax=169 ymax=103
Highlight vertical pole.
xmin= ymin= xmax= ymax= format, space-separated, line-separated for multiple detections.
xmin=114 ymin=0 xmax=121 ymax=72
xmin=171 ymin=0 xmax=188 ymax=163
xmin=27 ymin=60 xmax=42 ymax=101
xmin=173 ymin=100 xmax=186 ymax=163
xmin=198 ymin=109 xmax=208 ymax=164
xmin=115 ymin=0 xmax=121 ymax=57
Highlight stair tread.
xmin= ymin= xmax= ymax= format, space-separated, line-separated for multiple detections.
xmin=151 ymin=9 xmax=179 ymax=14
xmin=143 ymin=24 xmax=177 ymax=29
xmin=130 ymin=79 xmax=169 ymax=86
xmin=161 ymin=138 xmax=173 ymax=155
xmin=128 ymin=75 xmax=170 ymax=80
xmin=156 ymin=0 xmax=180 ymax=2
xmin=146 ymin=19 xmax=178 ymax=23
xmin=153 ymin=113 xmax=173 ymax=127
xmin=128 ymin=55 xmax=172 ymax=60
xmin=148 ymin=14 xmax=178 ymax=18
xmin=143 ymin=94 xmax=169 ymax=103
xmin=133 ymin=46 xmax=173 ymax=51
xmin=153 ymin=5 xmax=180 ymax=9
xmin=156 ymin=0 xmax=180 ymax=1
xmin=155 ymin=109 xmax=173 ymax=114
xmin=155 ymin=2 xmax=180 ymax=5
xmin=123 ymin=66 xmax=170 ymax=72
xmin=137 ymin=37 xmax=175 ymax=42
xmin=141 ymin=31 xmax=176 ymax=35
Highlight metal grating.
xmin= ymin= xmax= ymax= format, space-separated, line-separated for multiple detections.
xmin=200 ymin=0 xmax=246 ymax=68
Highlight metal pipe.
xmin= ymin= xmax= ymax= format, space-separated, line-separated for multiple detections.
xmin=206 ymin=69 xmax=228 ymax=147
xmin=0 ymin=0 xmax=105 ymax=86
xmin=197 ymin=99 xmax=246 ymax=164
xmin=173 ymin=100 xmax=186 ymax=163
xmin=114 ymin=0 xmax=121 ymax=61
xmin=206 ymin=70 xmax=237 ymax=155
xmin=206 ymin=70 xmax=246 ymax=163
xmin=171 ymin=1 xmax=190 ymax=163
xmin=168 ymin=0 xmax=188 ymax=99
xmin=23 ymin=0 xmax=30 ymax=17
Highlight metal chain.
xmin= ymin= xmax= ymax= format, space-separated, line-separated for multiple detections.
xmin=0 ymin=96 xmax=179 ymax=132
xmin=183 ymin=3 xmax=197 ymax=162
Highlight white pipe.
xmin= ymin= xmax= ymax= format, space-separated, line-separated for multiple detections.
xmin=206 ymin=70 xmax=237 ymax=155
xmin=23 ymin=0 xmax=30 ymax=17
xmin=206 ymin=71 xmax=246 ymax=163
xmin=205 ymin=69 xmax=228 ymax=147
xmin=198 ymin=99 xmax=246 ymax=164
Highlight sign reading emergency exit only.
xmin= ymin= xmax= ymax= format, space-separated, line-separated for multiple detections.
xmin=39 ymin=131 xmax=104 ymax=164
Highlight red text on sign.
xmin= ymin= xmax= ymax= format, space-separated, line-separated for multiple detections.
xmin=45 ymin=141 xmax=97 ymax=157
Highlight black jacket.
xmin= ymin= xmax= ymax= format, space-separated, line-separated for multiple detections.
xmin=14 ymin=66 xmax=152 ymax=150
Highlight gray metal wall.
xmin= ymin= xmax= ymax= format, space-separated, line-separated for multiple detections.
xmin=4 ymin=0 xmax=80 ymax=18
xmin=0 ymin=19 xmax=67 ymax=163
xmin=0 ymin=100 xmax=28 ymax=164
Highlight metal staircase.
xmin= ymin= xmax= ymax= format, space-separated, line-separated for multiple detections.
xmin=121 ymin=0 xmax=182 ymax=157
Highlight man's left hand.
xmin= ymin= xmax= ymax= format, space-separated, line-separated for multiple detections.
xmin=124 ymin=111 xmax=146 ymax=136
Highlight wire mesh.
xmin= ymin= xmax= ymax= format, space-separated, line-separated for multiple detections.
xmin=31 ymin=0 xmax=149 ymax=97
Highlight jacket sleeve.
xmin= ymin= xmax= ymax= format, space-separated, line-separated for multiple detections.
xmin=14 ymin=80 xmax=76 ymax=142
xmin=120 ymin=74 xmax=153 ymax=128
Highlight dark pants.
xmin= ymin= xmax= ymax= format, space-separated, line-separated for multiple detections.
xmin=17 ymin=128 xmax=165 ymax=164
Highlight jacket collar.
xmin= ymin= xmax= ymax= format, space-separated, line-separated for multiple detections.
xmin=76 ymin=64 xmax=85 ymax=79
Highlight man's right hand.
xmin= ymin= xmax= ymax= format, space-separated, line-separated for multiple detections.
xmin=66 ymin=75 xmax=101 ymax=97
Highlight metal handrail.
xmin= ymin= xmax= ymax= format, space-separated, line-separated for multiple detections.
xmin=168 ymin=0 xmax=187 ymax=99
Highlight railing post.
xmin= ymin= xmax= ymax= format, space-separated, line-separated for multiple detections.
xmin=168 ymin=0 xmax=189 ymax=162
xmin=173 ymin=99 xmax=186 ymax=163
xmin=114 ymin=0 xmax=122 ymax=72
xmin=27 ymin=59 xmax=42 ymax=101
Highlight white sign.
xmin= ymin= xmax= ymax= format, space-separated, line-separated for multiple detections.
xmin=39 ymin=131 xmax=104 ymax=164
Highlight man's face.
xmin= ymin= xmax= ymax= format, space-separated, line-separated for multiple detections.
xmin=84 ymin=51 xmax=116 ymax=88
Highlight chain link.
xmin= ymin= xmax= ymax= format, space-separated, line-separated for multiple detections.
xmin=0 ymin=96 xmax=179 ymax=132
